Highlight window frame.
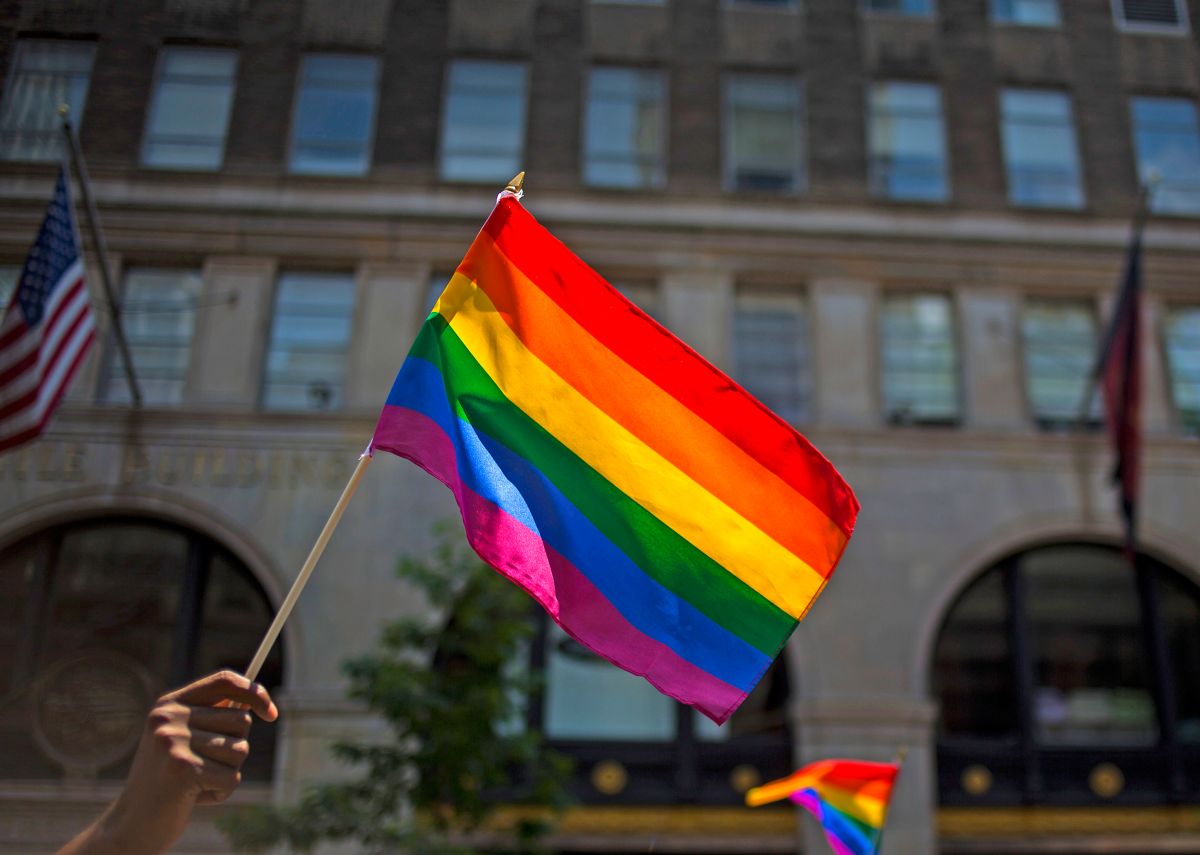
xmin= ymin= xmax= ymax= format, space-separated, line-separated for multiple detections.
xmin=933 ymin=542 xmax=1200 ymax=806
xmin=861 ymin=0 xmax=937 ymax=18
xmin=287 ymin=52 xmax=380 ymax=177
xmin=140 ymin=45 xmax=239 ymax=171
xmin=998 ymin=87 xmax=1086 ymax=210
xmin=1110 ymin=0 xmax=1190 ymax=35
xmin=0 ymin=38 xmax=97 ymax=162
xmin=581 ymin=65 xmax=669 ymax=191
xmin=1161 ymin=303 xmax=1200 ymax=434
xmin=437 ymin=58 xmax=530 ymax=184
xmin=260 ymin=270 xmax=358 ymax=412
xmin=879 ymin=290 xmax=963 ymax=426
xmin=867 ymin=80 xmax=951 ymax=203
xmin=732 ymin=288 xmax=812 ymax=424
xmin=524 ymin=611 xmax=794 ymax=805
xmin=990 ymin=0 xmax=1061 ymax=26
xmin=98 ymin=266 xmax=204 ymax=407
xmin=721 ymin=73 xmax=806 ymax=195
xmin=0 ymin=517 xmax=283 ymax=782
xmin=1129 ymin=95 xmax=1200 ymax=217
xmin=1020 ymin=295 xmax=1103 ymax=430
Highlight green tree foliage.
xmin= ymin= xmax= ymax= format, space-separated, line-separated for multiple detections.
xmin=221 ymin=527 xmax=573 ymax=853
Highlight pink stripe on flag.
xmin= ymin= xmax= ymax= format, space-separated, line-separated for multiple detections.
xmin=376 ymin=405 xmax=745 ymax=719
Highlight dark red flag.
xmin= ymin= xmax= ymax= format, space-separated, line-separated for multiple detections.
xmin=1098 ymin=237 xmax=1143 ymax=556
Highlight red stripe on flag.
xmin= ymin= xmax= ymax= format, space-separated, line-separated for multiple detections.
xmin=479 ymin=198 xmax=859 ymax=537
xmin=0 ymin=330 xmax=94 ymax=453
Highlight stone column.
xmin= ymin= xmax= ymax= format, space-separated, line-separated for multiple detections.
xmin=660 ymin=268 xmax=734 ymax=371
xmin=1141 ymin=294 xmax=1172 ymax=435
xmin=959 ymin=287 xmax=1025 ymax=430
xmin=344 ymin=262 xmax=432 ymax=412
xmin=810 ymin=278 xmax=879 ymax=427
xmin=189 ymin=257 xmax=277 ymax=408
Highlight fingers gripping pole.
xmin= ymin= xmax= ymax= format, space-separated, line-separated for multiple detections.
xmin=243 ymin=453 xmax=372 ymax=682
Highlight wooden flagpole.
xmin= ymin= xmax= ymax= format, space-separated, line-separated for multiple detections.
xmin=236 ymin=171 xmax=525 ymax=683
xmin=242 ymin=452 xmax=372 ymax=681
xmin=58 ymin=104 xmax=142 ymax=407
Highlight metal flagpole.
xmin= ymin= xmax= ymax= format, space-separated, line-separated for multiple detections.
xmin=58 ymin=103 xmax=142 ymax=407
xmin=1074 ymin=175 xmax=1159 ymax=430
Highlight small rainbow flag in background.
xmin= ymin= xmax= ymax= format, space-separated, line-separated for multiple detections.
xmin=369 ymin=191 xmax=858 ymax=723
xmin=746 ymin=759 xmax=901 ymax=855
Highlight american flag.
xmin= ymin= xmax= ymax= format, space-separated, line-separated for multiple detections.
xmin=0 ymin=167 xmax=96 ymax=453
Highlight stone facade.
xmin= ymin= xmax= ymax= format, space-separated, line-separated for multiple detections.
xmin=1 ymin=2 xmax=1199 ymax=854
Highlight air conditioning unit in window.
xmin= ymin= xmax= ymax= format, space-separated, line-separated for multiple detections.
xmin=1115 ymin=0 xmax=1185 ymax=29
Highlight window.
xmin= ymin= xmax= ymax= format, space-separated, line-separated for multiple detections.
xmin=530 ymin=613 xmax=793 ymax=803
xmin=289 ymin=54 xmax=379 ymax=176
xmin=1130 ymin=97 xmax=1200 ymax=216
xmin=103 ymin=268 xmax=202 ymax=406
xmin=1022 ymin=299 xmax=1098 ymax=427
xmin=440 ymin=60 xmax=527 ymax=183
xmin=724 ymin=75 xmax=803 ymax=193
xmin=864 ymin=0 xmax=934 ymax=15
xmin=583 ymin=67 xmax=666 ymax=189
xmin=868 ymin=81 xmax=948 ymax=202
xmin=999 ymin=89 xmax=1085 ymax=209
xmin=733 ymin=291 xmax=811 ymax=423
xmin=262 ymin=272 xmax=356 ymax=411
xmin=0 ymin=519 xmax=282 ymax=781
xmin=1164 ymin=305 xmax=1200 ymax=431
xmin=141 ymin=47 xmax=237 ymax=170
xmin=881 ymin=292 xmax=960 ymax=424
xmin=0 ymin=40 xmax=95 ymax=161
xmin=0 ymin=265 xmax=20 ymax=308
xmin=1112 ymin=0 xmax=1188 ymax=32
xmin=933 ymin=543 xmax=1200 ymax=805
xmin=991 ymin=0 xmax=1060 ymax=25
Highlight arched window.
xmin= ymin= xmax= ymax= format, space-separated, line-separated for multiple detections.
xmin=933 ymin=543 xmax=1200 ymax=805
xmin=0 ymin=518 xmax=283 ymax=782
xmin=527 ymin=615 xmax=793 ymax=804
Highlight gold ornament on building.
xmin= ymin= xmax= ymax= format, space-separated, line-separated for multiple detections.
xmin=729 ymin=764 xmax=762 ymax=794
xmin=1089 ymin=762 xmax=1125 ymax=798
xmin=960 ymin=764 xmax=993 ymax=796
xmin=591 ymin=760 xmax=629 ymax=795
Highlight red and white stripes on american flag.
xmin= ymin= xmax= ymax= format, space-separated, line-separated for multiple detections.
xmin=0 ymin=167 xmax=95 ymax=452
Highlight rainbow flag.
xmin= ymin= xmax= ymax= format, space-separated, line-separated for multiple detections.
xmin=746 ymin=760 xmax=900 ymax=855
xmin=369 ymin=192 xmax=858 ymax=723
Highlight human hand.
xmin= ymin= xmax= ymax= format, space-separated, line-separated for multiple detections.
xmin=56 ymin=670 xmax=278 ymax=855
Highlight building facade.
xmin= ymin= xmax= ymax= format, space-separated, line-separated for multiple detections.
xmin=1 ymin=1 xmax=1199 ymax=853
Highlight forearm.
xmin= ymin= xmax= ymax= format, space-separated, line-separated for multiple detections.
xmin=55 ymin=791 xmax=183 ymax=855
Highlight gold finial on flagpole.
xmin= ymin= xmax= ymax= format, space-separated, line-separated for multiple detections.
xmin=57 ymin=103 xmax=70 ymax=118
xmin=504 ymin=171 xmax=525 ymax=195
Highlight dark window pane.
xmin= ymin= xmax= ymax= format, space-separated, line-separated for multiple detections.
xmin=1160 ymin=569 xmax=1200 ymax=744
xmin=1022 ymin=299 xmax=1099 ymax=426
xmin=0 ymin=40 xmax=95 ymax=161
xmin=289 ymin=54 xmax=378 ymax=176
xmin=1164 ymin=305 xmax=1200 ymax=431
xmin=1131 ymin=97 xmax=1200 ymax=216
xmin=195 ymin=551 xmax=281 ymax=780
xmin=1023 ymin=546 xmax=1158 ymax=746
xmin=868 ymin=82 xmax=948 ymax=202
xmin=440 ymin=60 xmax=527 ymax=182
xmin=881 ymin=293 xmax=960 ymax=423
xmin=992 ymin=0 xmax=1060 ymax=25
xmin=1000 ymin=89 xmax=1084 ymax=209
xmin=934 ymin=569 xmax=1019 ymax=739
xmin=733 ymin=292 xmax=810 ymax=423
xmin=583 ymin=67 xmax=665 ymax=189
xmin=262 ymin=272 xmax=356 ymax=411
xmin=725 ymin=75 xmax=801 ymax=193
xmin=142 ymin=47 xmax=237 ymax=170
